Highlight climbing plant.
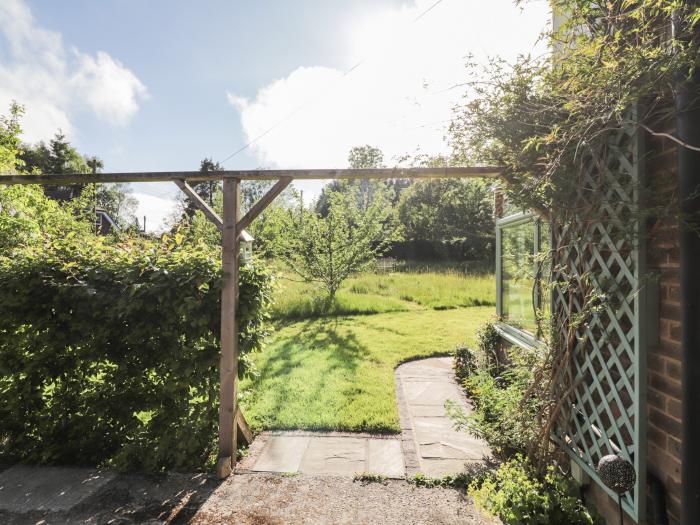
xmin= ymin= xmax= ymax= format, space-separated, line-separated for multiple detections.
xmin=448 ymin=0 xmax=700 ymax=471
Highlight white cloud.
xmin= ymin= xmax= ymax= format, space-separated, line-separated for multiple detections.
xmin=227 ymin=0 xmax=550 ymax=169
xmin=71 ymin=50 xmax=148 ymax=126
xmin=132 ymin=191 xmax=179 ymax=233
xmin=0 ymin=0 xmax=148 ymax=143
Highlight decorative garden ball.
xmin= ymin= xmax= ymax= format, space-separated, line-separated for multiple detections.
xmin=596 ymin=454 xmax=636 ymax=494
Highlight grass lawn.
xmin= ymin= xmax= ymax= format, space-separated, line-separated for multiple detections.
xmin=239 ymin=306 xmax=495 ymax=433
xmin=271 ymin=268 xmax=495 ymax=320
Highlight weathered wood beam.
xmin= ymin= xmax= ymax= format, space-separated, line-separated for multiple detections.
xmin=237 ymin=177 xmax=292 ymax=233
xmin=216 ymin=178 xmax=240 ymax=479
xmin=173 ymin=179 xmax=223 ymax=231
xmin=235 ymin=407 xmax=253 ymax=448
xmin=0 ymin=166 xmax=500 ymax=185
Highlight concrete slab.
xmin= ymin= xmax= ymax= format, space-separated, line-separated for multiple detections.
xmin=244 ymin=433 xmax=406 ymax=478
xmin=402 ymin=380 xmax=464 ymax=406
xmin=299 ymin=437 xmax=366 ymax=476
xmin=367 ymin=439 xmax=404 ymax=479
xmin=0 ymin=465 xmax=115 ymax=512
xmin=249 ymin=435 xmax=310 ymax=473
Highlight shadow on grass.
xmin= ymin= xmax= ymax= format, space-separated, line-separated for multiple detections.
xmin=244 ymin=317 xmax=371 ymax=429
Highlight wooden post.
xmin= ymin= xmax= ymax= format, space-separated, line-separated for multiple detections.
xmin=216 ymin=178 xmax=240 ymax=478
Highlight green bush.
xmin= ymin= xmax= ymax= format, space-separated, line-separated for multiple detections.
xmin=469 ymin=455 xmax=596 ymax=525
xmin=475 ymin=321 xmax=503 ymax=375
xmin=0 ymin=235 xmax=273 ymax=471
xmin=453 ymin=344 xmax=477 ymax=383
xmin=449 ymin=332 xmax=542 ymax=457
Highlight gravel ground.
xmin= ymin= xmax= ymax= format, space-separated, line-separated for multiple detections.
xmin=0 ymin=471 xmax=500 ymax=525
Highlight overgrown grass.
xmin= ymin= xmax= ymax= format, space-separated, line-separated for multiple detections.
xmin=271 ymin=266 xmax=495 ymax=320
xmin=348 ymin=272 xmax=495 ymax=309
xmin=239 ymin=306 xmax=494 ymax=433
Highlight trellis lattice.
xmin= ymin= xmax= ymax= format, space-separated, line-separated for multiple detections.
xmin=551 ymin=122 xmax=647 ymax=521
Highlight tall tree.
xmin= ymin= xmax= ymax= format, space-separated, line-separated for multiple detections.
xmin=20 ymin=133 xmax=136 ymax=226
xmin=181 ymin=158 xmax=223 ymax=218
xmin=397 ymin=178 xmax=494 ymax=245
xmin=316 ymin=145 xmax=393 ymax=216
xmin=0 ymin=102 xmax=23 ymax=173
xmin=21 ymin=132 xmax=92 ymax=201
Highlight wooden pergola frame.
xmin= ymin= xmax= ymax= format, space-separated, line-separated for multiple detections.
xmin=0 ymin=166 xmax=500 ymax=477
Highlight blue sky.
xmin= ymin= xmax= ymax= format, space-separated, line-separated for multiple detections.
xmin=0 ymin=0 xmax=549 ymax=230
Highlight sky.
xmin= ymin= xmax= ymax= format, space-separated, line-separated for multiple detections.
xmin=0 ymin=0 xmax=550 ymax=231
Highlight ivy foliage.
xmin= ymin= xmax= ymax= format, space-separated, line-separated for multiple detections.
xmin=0 ymin=234 xmax=273 ymax=471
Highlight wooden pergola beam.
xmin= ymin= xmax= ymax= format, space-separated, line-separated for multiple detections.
xmin=237 ymin=177 xmax=292 ymax=232
xmin=0 ymin=166 xmax=500 ymax=185
xmin=173 ymin=179 xmax=223 ymax=231
xmin=216 ymin=178 xmax=240 ymax=478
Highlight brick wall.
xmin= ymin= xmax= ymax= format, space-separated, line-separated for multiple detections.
xmin=645 ymin=133 xmax=682 ymax=525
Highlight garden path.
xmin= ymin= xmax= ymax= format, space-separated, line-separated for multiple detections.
xmin=396 ymin=357 xmax=491 ymax=477
xmin=236 ymin=356 xmax=491 ymax=478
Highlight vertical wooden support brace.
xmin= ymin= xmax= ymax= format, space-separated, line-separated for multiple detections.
xmin=216 ymin=178 xmax=240 ymax=479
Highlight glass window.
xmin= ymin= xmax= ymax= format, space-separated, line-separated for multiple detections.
xmin=497 ymin=214 xmax=550 ymax=338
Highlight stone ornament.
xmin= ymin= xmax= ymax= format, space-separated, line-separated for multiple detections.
xmin=596 ymin=454 xmax=636 ymax=494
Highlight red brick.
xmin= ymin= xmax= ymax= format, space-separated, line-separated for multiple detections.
xmin=648 ymin=423 xmax=668 ymax=449
xmin=668 ymin=398 xmax=682 ymax=420
xmin=660 ymin=301 xmax=681 ymax=320
xmin=668 ymin=436 xmax=682 ymax=460
xmin=657 ymin=337 xmax=682 ymax=360
xmin=649 ymin=408 xmax=682 ymax=440
xmin=648 ymin=443 xmax=682 ymax=480
xmin=649 ymin=353 xmax=665 ymax=371
xmin=650 ymin=372 xmax=682 ymax=400
xmin=666 ymin=359 xmax=682 ymax=381
xmin=647 ymin=387 xmax=667 ymax=410
xmin=669 ymin=322 xmax=681 ymax=341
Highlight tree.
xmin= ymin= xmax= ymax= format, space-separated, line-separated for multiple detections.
xmin=280 ymin=190 xmax=399 ymax=299
xmin=316 ymin=145 xmax=393 ymax=216
xmin=18 ymin=132 xmax=136 ymax=227
xmin=181 ymin=158 xmax=223 ymax=218
xmin=0 ymin=105 xmax=93 ymax=252
xmin=397 ymin=178 xmax=494 ymax=261
xmin=0 ymin=102 xmax=23 ymax=173
xmin=20 ymin=132 xmax=92 ymax=201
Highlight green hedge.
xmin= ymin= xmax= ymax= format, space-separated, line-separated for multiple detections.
xmin=0 ymin=235 xmax=273 ymax=471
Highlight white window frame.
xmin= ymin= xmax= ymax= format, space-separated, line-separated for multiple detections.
xmin=495 ymin=211 xmax=550 ymax=349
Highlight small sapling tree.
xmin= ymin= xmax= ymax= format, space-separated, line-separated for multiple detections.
xmin=279 ymin=190 xmax=399 ymax=300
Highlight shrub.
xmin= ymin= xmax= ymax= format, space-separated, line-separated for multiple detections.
xmin=475 ymin=321 xmax=503 ymax=375
xmin=453 ymin=344 xmax=477 ymax=383
xmin=469 ymin=455 xmax=596 ymax=525
xmin=449 ymin=341 xmax=542 ymax=458
xmin=0 ymin=234 xmax=273 ymax=471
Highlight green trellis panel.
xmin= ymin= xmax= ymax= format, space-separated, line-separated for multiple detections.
xmin=551 ymin=119 xmax=648 ymax=522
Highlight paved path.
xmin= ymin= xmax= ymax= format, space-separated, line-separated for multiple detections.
xmin=396 ymin=357 xmax=491 ymax=477
xmin=237 ymin=431 xmax=405 ymax=478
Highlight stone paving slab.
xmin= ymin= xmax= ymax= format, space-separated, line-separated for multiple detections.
xmin=240 ymin=432 xmax=405 ymax=478
xmin=395 ymin=356 xmax=492 ymax=477
xmin=0 ymin=465 xmax=116 ymax=512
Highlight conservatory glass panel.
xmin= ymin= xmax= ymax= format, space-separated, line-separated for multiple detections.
xmin=500 ymin=219 xmax=537 ymax=333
